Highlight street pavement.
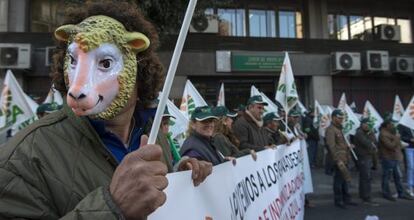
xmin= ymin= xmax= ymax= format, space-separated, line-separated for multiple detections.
xmin=304 ymin=166 xmax=414 ymax=220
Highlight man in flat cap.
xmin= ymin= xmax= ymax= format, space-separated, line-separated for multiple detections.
xmin=325 ymin=109 xmax=357 ymax=208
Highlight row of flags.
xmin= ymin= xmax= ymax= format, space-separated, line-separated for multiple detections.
xmin=2 ymin=52 xmax=414 ymax=143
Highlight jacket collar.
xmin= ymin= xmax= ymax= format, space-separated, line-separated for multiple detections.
xmin=245 ymin=110 xmax=263 ymax=127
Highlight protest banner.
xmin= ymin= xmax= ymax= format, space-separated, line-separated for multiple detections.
xmin=150 ymin=140 xmax=311 ymax=220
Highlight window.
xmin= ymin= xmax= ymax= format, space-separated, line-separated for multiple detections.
xmin=397 ymin=19 xmax=412 ymax=43
xmin=295 ymin=12 xmax=303 ymax=39
xmin=279 ymin=11 xmax=299 ymax=38
xmin=31 ymin=0 xmax=66 ymax=32
xmin=328 ymin=14 xmax=412 ymax=43
xmin=349 ymin=16 xmax=372 ymax=40
xmin=218 ymin=9 xmax=246 ymax=37
xmin=373 ymin=17 xmax=396 ymax=26
xmin=336 ymin=15 xmax=349 ymax=40
xmin=249 ymin=9 xmax=276 ymax=37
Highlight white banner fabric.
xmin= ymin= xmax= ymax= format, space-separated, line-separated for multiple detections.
xmin=150 ymin=140 xmax=311 ymax=220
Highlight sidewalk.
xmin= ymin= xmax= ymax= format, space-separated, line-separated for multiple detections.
xmin=305 ymin=166 xmax=414 ymax=220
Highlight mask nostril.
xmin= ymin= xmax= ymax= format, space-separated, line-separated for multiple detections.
xmin=78 ymin=93 xmax=86 ymax=99
xmin=68 ymin=92 xmax=87 ymax=100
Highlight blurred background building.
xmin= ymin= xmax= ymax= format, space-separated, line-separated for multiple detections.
xmin=0 ymin=0 xmax=413 ymax=113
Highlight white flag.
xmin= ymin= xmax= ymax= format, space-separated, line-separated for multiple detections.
xmin=24 ymin=94 xmax=39 ymax=116
xmin=167 ymin=99 xmax=189 ymax=140
xmin=350 ymin=102 xmax=356 ymax=109
xmin=179 ymin=80 xmax=207 ymax=119
xmin=43 ymin=85 xmax=64 ymax=106
xmin=297 ymin=100 xmax=307 ymax=115
xmin=217 ymin=83 xmax=225 ymax=107
xmin=392 ymin=95 xmax=405 ymax=122
xmin=315 ymin=100 xmax=331 ymax=137
xmin=363 ymin=100 xmax=383 ymax=132
xmin=250 ymin=85 xmax=261 ymax=97
xmin=337 ymin=92 xmax=347 ymax=110
xmin=275 ymin=52 xmax=298 ymax=112
xmin=0 ymin=70 xmax=37 ymax=134
xmin=399 ymin=96 xmax=414 ymax=129
xmin=342 ymin=103 xmax=361 ymax=136
xmin=250 ymin=86 xmax=278 ymax=114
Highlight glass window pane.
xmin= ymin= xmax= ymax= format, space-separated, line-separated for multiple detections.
xmin=337 ymin=15 xmax=349 ymax=40
xmin=31 ymin=0 xmax=67 ymax=32
xmin=279 ymin=11 xmax=296 ymax=38
xmin=296 ymin=12 xmax=303 ymax=39
xmin=397 ymin=19 xmax=412 ymax=43
xmin=205 ymin=8 xmax=214 ymax=15
xmin=349 ymin=15 xmax=364 ymax=39
xmin=249 ymin=9 xmax=275 ymax=37
xmin=328 ymin=14 xmax=336 ymax=39
xmin=374 ymin=17 xmax=396 ymax=26
xmin=218 ymin=8 xmax=246 ymax=37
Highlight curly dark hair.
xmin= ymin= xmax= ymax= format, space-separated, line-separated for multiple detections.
xmin=51 ymin=0 xmax=164 ymax=107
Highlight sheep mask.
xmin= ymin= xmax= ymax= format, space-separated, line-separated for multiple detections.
xmin=54 ymin=15 xmax=150 ymax=120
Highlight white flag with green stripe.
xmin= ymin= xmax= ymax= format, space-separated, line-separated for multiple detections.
xmin=43 ymin=85 xmax=63 ymax=106
xmin=275 ymin=52 xmax=298 ymax=112
xmin=179 ymin=80 xmax=207 ymax=119
xmin=167 ymin=99 xmax=189 ymax=140
xmin=337 ymin=92 xmax=347 ymax=110
xmin=392 ymin=95 xmax=405 ymax=122
xmin=314 ymin=100 xmax=331 ymax=137
xmin=0 ymin=70 xmax=37 ymax=134
xmin=341 ymin=103 xmax=361 ymax=136
xmin=250 ymin=85 xmax=278 ymax=114
xmin=399 ymin=96 xmax=414 ymax=129
xmin=363 ymin=100 xmax=383 ymax=132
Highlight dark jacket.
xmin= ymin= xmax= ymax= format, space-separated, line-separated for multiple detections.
xmin=398 ymin=124 xmax=414 ymax=147
xmin=325 ymin=123 xmax=351 ymax=164
xmin=353 ymin=127 xmax=377 ymax=159
xmin=180 ymin=132 xmax=225 ymax=166
xmin=233 ymin=112 xmax=270 ymax=151
xmin=212 ymin=133 xmax=250 ymax=158
xmin=0 ymin=106 xmax=122 ymax=219
xmin=263 ymin=127 xmax=288 ymax=146
xmin=379 ymin=128 xmax=403 ymax=161
xmin=302 ymin=115 xmax=320 ymax=141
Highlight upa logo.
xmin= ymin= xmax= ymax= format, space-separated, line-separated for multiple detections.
xmin=0 ymin=86 xmax=25 ymax=126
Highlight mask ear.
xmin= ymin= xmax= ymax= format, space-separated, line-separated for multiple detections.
xmin=125 ymin=32 xmax=150 ymax=52
xmin=55 ymin=24 xmax=79 ymax=42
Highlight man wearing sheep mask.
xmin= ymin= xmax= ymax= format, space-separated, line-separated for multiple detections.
xmin=0 ymin=1 xmax=212 ymax=219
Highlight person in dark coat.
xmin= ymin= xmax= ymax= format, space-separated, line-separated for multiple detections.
xmin=379 ymin=120 xmax=413 ymax=201
xmin=325 ymin=109 xmax=357 ymax=209
xmin=353 ymin=118 xmax=379 ymax=205
xmin=211 ymin=106 xmax=257 ymax=160
xmin=398 ymin=124 xmax=414 ymax=196
xmin=262 ymin=112 xmax=288 ymax=146
xmin=302 ymin=109 xmax=320 ymax=167
xmin=233 ymin=96 xmax=272 ymax=151
xmin=180 ymin=106 xmax=225 ymax=166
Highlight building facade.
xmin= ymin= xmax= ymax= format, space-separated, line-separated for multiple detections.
xmin=0 ymin=0 xmax=413 ymax=114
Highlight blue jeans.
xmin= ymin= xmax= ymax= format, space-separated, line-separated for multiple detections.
xmin=405 ymin=148 xmax=414 ymax=187
xmin=307 ymin=139 xmax=318 ymax=166
xmin=381 ymin=159 xmax=404 ymax=197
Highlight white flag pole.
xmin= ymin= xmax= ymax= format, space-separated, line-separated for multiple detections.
xmin=148 ymin=0 xmax=198 ymax=145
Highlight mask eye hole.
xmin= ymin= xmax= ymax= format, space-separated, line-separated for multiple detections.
xmin=99 ymin=59 xmax=113 ymax=70
xmin=69 ymin=55 xmax=77 ymax=67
